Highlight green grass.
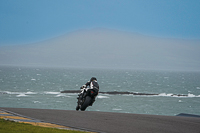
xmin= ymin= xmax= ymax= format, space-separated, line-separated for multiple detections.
xmin=0 ymin=119 xmax=86 ymax=133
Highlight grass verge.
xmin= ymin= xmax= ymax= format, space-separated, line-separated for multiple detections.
xmin=0 ymin=118 xmax=86 ymax=133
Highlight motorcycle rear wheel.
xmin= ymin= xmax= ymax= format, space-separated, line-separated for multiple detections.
xmin=80 ymin=96 xmax=92 ymax=111
xmin=76 ymin=105 xmax=80 ymax=111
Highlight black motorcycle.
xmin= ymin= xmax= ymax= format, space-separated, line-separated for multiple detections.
xmin=76 ymin=87 xmax=96 ymax=111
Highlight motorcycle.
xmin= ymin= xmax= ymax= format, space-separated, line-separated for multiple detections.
xmin=76 ymin=87 xmax=96 ymax=111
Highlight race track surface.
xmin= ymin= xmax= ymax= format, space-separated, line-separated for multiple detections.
xmin=1 ymin=107 xmax=200 ymax=133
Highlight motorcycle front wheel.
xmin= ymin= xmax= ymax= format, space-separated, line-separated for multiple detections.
xmin=80 ymin=96 xmax=92 ymax=111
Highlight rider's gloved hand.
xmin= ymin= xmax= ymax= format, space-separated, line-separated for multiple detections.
xmin=80 ymin=85 xmax=86 ymax=89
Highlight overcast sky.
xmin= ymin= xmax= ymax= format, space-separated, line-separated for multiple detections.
xmin=0 ymin=0 xmax=200 ymax=71
xmin=1 ymin=0 xmax=200 ymax=45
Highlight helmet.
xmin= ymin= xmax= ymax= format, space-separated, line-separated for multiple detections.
xmin=90 ymin=77 xmax=97 ymax=82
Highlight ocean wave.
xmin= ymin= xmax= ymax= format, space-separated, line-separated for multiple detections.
xmin=33 ymin=101 xmax=41 ymax=103
xmin=0 ymin=91 xmax=60 ymax=95
xmin=0 ymin=91 xmax=37 ymax=95
xmin=16 ymin=93 xmax=29 ymax=97
xmin=55 ymin=94 xmax=71 ymax=97
xmin=112 ymin=108 xmax=122 ymax=111
xmin=26 ymin=91 xmax=38 ymax=94
xmin=43 ymin=92 xmax=60 ymax=94
xmin=97 ymin=95 xmax=110 ymax=99
xmin=157 ymin=93 xmax=200 ymax=98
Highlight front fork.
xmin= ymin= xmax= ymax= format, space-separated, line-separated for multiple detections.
xmin=77 ymin=92 xmax=86 ymax=105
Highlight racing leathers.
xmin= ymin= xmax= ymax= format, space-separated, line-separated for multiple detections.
xmin=81 ymin=79 xmax=99 ymax=105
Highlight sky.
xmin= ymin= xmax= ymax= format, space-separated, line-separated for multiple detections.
xmin=0 ymin=0 xmax=200 ymax=45
xmin=0 ymin=0 xmax=200 ymax=71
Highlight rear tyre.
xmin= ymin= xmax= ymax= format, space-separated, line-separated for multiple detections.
xmin=76 ymin=105 xmax=80 ymax=111
xmin=80 ymin=96 xmax=92 ymax=111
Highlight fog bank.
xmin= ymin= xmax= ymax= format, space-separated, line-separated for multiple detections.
xmin=0 ymin=29 xmax=200 ymax=71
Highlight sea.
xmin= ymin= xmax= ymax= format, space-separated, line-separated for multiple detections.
xmin=0 ymin=66 xmax=200 ymax=116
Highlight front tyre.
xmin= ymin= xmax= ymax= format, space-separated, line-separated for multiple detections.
xmin=80 ymin=96 xmax=92 ymax=111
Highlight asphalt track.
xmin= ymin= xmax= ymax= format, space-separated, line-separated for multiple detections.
xmin=1 ymin=107 xmax=200 ymax=133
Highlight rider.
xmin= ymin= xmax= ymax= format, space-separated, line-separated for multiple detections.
xmin=80 ymin=77 xmax=99 ymax=105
